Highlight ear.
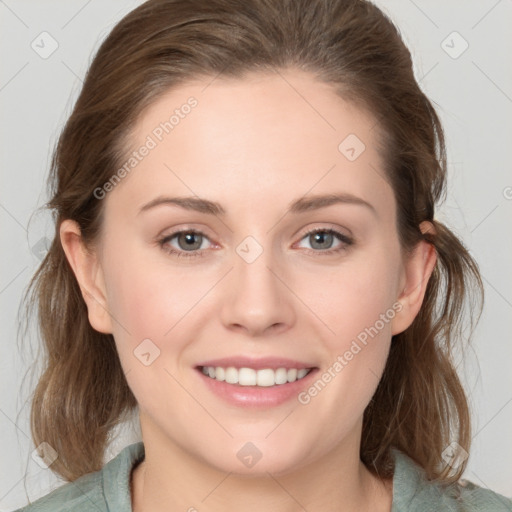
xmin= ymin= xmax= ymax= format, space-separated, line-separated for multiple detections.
xmin=391 ymin=221 xmax=437 ymax=336
xmin=59 ymin=219 xmax=113 ymax=334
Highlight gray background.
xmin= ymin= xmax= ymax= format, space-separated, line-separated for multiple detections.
xmin=1 ymin=0 xmax=511 ymax=509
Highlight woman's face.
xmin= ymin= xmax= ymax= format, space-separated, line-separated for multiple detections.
xmin=73 ymin=69 xmax=427 ymax=475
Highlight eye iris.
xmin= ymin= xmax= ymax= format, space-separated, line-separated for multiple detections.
xmin=178 ymin=232 xmax=202 ymax=251
xmin=310 ymin=231 xmax=333 ymax=250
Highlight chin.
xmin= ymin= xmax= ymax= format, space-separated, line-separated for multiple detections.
xmin=198 ymin=439 xmax=311 ymax=477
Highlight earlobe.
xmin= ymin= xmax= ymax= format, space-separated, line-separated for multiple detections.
xmin=59 ymin=219 xmax=113 ymax=334
xmin=391 ymin=221 xmax=437 ymax=336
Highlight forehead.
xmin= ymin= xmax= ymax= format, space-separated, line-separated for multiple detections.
xmin=104 ymin=69 xmax=394 ymax=222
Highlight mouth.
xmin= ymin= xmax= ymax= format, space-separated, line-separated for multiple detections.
xmin=194 ymin=356 xmax=319 ymax=407
xmin=197 ymin=365 xmax=314 ymax=387
xmin=194 ymin=362 xmax=320 ymax=408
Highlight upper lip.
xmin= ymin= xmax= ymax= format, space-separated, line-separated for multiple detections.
xmin=196 ymin=356 xmax=316 ymax=370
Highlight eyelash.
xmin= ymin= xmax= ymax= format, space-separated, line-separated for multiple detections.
xmin=157 ymin=227 xmax=354 ymax=259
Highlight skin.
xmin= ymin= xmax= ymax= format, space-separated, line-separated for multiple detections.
xmin=60 ymin=68 xmax=437 ymax=512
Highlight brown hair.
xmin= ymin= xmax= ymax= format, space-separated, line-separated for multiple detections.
xmin=19 ymin=0 xmax=483 ymax=485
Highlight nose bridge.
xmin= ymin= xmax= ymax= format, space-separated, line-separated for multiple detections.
xmin=235 ymin=234 xmax=277 ymax=292
xmin=220 ymin=233 xmax=295 ymax=335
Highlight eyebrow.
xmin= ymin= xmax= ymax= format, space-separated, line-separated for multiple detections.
xmin=138 ymin=192 xmax=377 ymax=217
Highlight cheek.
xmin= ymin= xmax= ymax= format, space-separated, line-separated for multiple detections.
xmin=103 ymin=244 xmax=208 ymax=338
xmin=307 ymin=247 xmax=400 ymax=344
xmin=295 ymin=256 xmax=398 ymax=417
xmin=102 ymin=248 xmax=209 ymax=405
xmin=304 ymin=244 xmax=400 ymax=405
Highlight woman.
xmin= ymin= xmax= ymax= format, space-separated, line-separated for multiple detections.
xmin=15 ymin=0 xmax=512 ymax=510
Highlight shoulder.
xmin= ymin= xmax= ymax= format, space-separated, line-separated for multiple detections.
xmin=391 ymin=447 xmax=512 ymax=512
xmin=12 ymin=442 xmax=145 ymax=512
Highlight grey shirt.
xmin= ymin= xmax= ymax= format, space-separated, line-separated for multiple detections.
xmin=13 ymin=442 xmax=512 ymax=511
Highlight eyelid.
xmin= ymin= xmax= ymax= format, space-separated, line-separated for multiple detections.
xmin=293 ymin=226 xmax=353 ymax=253
xmin=158 ymin=227 xmax=216 ymax=255
xmin=295 ymin=222 xmax=353 ymax=241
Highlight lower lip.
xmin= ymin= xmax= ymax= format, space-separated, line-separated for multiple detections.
xmin=196 ymin=367 xmax=319 ymax=408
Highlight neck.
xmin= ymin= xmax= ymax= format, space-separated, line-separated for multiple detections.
xmin=131 ymin=419 xmax=393 ymax=512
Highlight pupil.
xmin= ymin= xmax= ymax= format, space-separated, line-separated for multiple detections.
xmin=180 ymin=233 xmax=201 ymax=250
xmin=312 ymin=232 xmax=332 ymax=249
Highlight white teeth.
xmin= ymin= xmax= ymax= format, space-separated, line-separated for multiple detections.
xmin=287 ymin=368 xmax=297 ymax=382
xmin=275 ymin=368 xmax=288 ymax=385
xmin=200 ymin=366 xmax=312 ymax=386
xmin=225 ymin=367 xmax=238 ymax=384
xmin=297 ymin=368 xmax=309 ymax=379
xmin=256 ymin=369 xmax=275 ymax=387
xmin=239 ymin=367 xmax=257 ymax=386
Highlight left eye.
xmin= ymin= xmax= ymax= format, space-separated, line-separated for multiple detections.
xmin=296 ymin=228 xmax=353 ymax=252
xmin=160 ymin=230 xmax=211 ymax=255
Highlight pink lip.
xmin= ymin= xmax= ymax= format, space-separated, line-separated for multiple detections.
xmin=195 ymin=356 xmax=315 ymax=370
xmin=194 ymin=364 xmax=319 ymax=408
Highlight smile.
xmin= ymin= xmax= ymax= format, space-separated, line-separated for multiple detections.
xmin=200 ymin=366 xmax=313 ymax=387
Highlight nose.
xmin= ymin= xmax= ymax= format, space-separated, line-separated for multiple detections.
xmin=219 ymin=239 xmax=296 ymax=337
